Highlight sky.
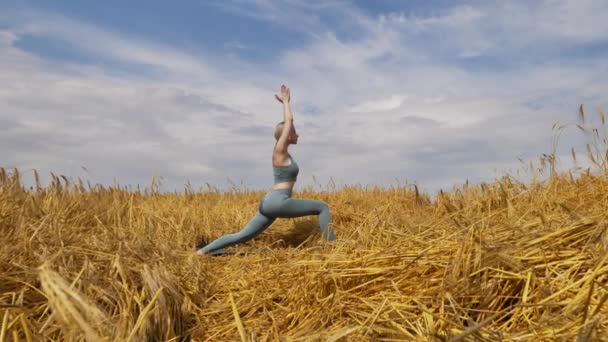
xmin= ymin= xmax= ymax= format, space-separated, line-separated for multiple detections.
xmin=1 ymin=0 xmax=607 ymax=195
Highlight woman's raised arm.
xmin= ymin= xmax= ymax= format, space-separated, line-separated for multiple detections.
xmin=275 ymin=84 xmax=293 ymax=152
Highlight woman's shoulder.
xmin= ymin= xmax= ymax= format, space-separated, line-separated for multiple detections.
xmin=272 ymin=151 xmax=292 ymax=167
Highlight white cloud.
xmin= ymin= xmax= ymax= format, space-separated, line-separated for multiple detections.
xmin=537 ymin=0 xmax=608 ymax=42
xmin=223 ymin=41 xmax=247 ymax=50
xmin=0 ymin=31 xmax=18 ymax=44
xmin=1 ymin=1 xmax=607 ymax=196
xmin=348 ymin=95 xmax=408 ymax=113
xmin=381 ymin=5 xmax=485 ymax=29
xmin=2 ymin=10 xmax=211 ymax=77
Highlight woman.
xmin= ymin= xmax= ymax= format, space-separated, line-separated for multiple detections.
xmin=196 ymin=84 xmax=335 ymax=255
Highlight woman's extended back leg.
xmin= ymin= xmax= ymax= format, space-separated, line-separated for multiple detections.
xmin=199 ymin=212 xmax=276 ymax=254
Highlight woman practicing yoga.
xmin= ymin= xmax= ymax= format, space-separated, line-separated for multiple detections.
xmin=196 ymin=84 xmax=335 ymax=255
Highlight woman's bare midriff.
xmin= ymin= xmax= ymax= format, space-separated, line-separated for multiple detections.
xmin=272 ymin=181 xmax=295 ymax=190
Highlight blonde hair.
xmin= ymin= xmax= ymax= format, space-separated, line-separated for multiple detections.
xmin=274 ymin=121 xmax=296 ymax=141
xmin=274 ymin=121 xmax=285 ymax=141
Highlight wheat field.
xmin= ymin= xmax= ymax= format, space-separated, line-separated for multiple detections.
xmin=1 ymin=107 xmax=607 ymax=341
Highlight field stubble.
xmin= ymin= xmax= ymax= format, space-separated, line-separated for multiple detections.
xmin=1 ymin=106 xmax=608 ymax=341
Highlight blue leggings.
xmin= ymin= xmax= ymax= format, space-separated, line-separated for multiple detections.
xmin=199 ymin=189 xmax=334 ymax=254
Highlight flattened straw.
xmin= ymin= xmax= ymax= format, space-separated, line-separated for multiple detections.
xmin=0 ymin=310 xmax=8 ymax=342
xmin=581 ymin=278 xmax=595 ymax=326
xmin=126 ymin=287 xmax=165 ymax=342
xmin=522 ymin=270 xmax=532 ymax=303
xmin=588 ymin=280 xmax=608 ymax=319
xmin=39 ymin=266 xmax=106 ymax=341
xmin=364 ymin=297 xmax=388 ymax=336
xmin=543 ymin=254 xmax=608 ymax=306
xmin=326 ymin=326 xmax=359 ymax=342
xmin=294 ymin=234 xmax=314 ymax=250
xmin=448 ymin=309 xmax=504 ymax=342
xmin=19 ymin=315 xmax=33 ymax=342
xmin=387 ymin=319 xmax=417 ymax=339
xmin=7 ymin=315 xmax=22 ymax=332
xmin=229 ymin=292 xmax=247 ymax=342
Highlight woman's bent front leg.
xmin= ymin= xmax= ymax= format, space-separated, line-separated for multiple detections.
xmin=199 ymin=212 xmax=276 ymax=254
xmin=279 ymin=198 xmax=335 ymax=241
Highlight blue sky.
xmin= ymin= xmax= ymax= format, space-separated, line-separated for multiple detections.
xmin=1 ymin=0 xmax=607 ymax=194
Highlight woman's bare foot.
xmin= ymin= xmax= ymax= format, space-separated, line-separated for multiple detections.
xmin=196 ymin=248 xmax=233 ymax=256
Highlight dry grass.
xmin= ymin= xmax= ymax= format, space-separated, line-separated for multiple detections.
xmin=1 ymin=106 xmax=608 ymax=341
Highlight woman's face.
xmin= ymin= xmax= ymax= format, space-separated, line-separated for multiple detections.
xmin=290 ymin=127 xmax=299 ymax=144
xmin=289 ymin=126 xmax=299 ymax=144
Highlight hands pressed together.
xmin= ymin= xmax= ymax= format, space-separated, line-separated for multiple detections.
xmin=274 ymin=84 xmax=291 ymax=104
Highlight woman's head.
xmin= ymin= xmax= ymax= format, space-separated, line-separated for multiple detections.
xmin=274 ymin=121 xmax=299 ymax=144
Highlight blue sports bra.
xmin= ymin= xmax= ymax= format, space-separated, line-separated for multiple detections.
xmin=273 ymin=153 xmax=299 ymax=183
